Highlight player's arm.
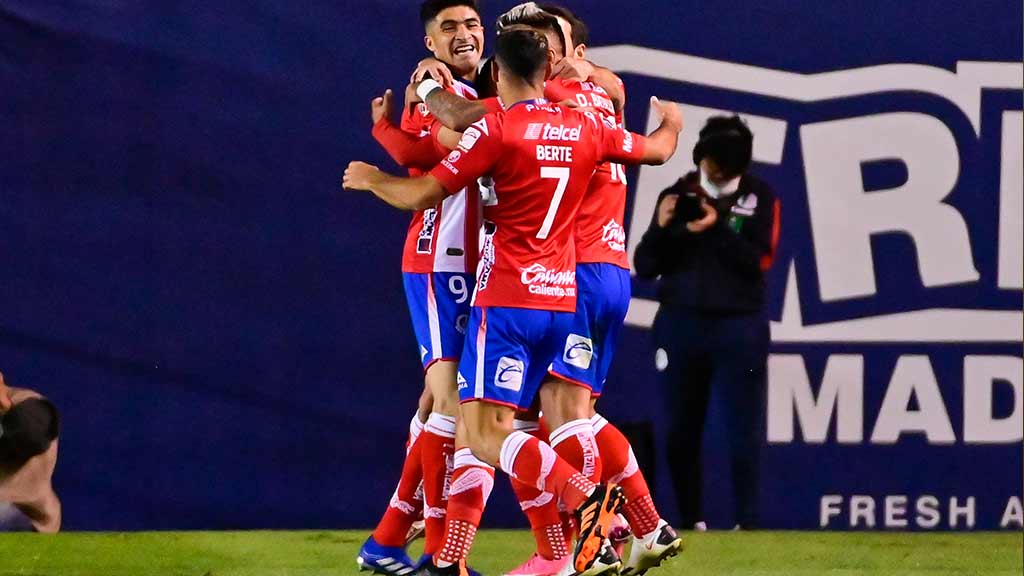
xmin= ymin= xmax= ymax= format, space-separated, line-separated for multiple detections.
xmin=343 ymin=163 xmax=448 ymax=211
xmin=347 ymin=116 xmax=502 ymax=211
xmin=370 ymin=90 xmax=448 ymax=170
xmin=414 ymin=79 xmax=489 ymax=132
xmin=639 ymin=97 xmax=683 ymax=164
xmin=595 ymin=97 xmax=682 ymax=166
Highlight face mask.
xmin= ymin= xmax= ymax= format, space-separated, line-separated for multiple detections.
xmin=700 ymin=167 xmax=741 ymax=199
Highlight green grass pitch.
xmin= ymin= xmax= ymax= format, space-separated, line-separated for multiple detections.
xmin=0 ymin=530 xmax=1020 ymax=575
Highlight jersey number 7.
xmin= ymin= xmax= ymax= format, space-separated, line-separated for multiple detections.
xmin=536 ymin=166 xmax=570 ymax=240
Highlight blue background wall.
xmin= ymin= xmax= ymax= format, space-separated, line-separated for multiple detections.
xmin=0 ymin=1 xmax=1020 ymax=530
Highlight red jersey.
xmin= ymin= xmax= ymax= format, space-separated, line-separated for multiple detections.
xmin=429 ymin=100 xmax=646 ymax=312
xmin=545 ymin=78 xmax=630 ymax=269
xmin=399 ymin=79 xmax=481 ymax=274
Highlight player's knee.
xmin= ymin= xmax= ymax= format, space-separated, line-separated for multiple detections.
xmin=539 ymin=378 xmax=591 ymax=425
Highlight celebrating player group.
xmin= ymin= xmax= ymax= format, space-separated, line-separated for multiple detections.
xmin=343 ymin=2 xmax=685 ymax=575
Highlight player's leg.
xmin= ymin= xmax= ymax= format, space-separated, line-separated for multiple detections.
xmin=542 ymin=271 xmax=604 ymax=484
xmin=422 ymin=308 xmax=625 ymax=576
xmin=420 ymin=360 xmax=458 ymax=559
xmin=422 ymin=306 xmax=515 ymax=575
xmin=358 ymin=273 xmax=437 ymax=574
xmin=506 ymin=404 xmax=572 ymax=576
xmin=419 ymin=272 xmax=473 ymax=560
xmin=585 ymin=264 xmax=681 ymax=573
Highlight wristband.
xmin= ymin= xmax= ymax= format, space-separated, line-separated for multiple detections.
xmin=416 ymin=79 xmax=443 ymax=102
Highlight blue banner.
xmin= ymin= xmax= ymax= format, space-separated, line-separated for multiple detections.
xmin=0 ymin=0 xmax=1020 ymax=530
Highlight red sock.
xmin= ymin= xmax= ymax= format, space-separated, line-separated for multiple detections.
xmin=421 ymin=413 xmax=457 ymax=555
xmin=372 ymin=415 xmax=426 ymax=547
xmin=592 ymin=413 xmax=661 ymax=537
xmin=437 ymin=448 xmax=495 ymax=566
xmin=511 ymin=421 xmax=569 ymax=560
xmin=549 ymin=419 xmax=602 ymax=482
xmin=499 ymin=431 xmax=595 ymax=511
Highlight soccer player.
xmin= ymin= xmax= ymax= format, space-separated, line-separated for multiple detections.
xmin=357 ymin=2 xmax=490 ymax=574
xmin=507 ymin=6 xmax=684 ymax=576
xmin=412 ymin=6 xmax=684 ymax=574
xmin=344 ymin=27 xmax=683 ymax=576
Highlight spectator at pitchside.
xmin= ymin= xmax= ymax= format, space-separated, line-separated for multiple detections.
xmin=634 ymin=115 xmax=780 ymax=530
xmin=0 ymin=370 xmax=62 ymax=533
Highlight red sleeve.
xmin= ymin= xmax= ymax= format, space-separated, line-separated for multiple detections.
xmin=429 ymin=115 xmax=502 ymax=195
xmin=372 ymin=119 xmax=447 ymax=170
xmin=591 ymin=112 xmax=646 ymax=164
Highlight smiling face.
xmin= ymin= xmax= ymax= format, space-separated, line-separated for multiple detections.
xmin=424 ymin=5 xmax=484 ymax=78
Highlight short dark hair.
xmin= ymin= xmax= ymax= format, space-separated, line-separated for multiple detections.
xmin=0 ymin=398 xmax=60 ymax=465
xmin=497 ymin=8 xmax=564 ymax=56
xmin=693 ymin=115 xmax=754 ymax=177
xmin=538 ymin=4 xmax=588 ymax=47
xmin=495 ymin=28 xmax=550 ymax=86
xmin=420 ymin=0 xmax=480 ymax=27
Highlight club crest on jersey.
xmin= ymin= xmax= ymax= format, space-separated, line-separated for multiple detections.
xmin=417 ymin=208 xmax=437 ymax=254
xmin=417 ymin=103 xmax=431 ymax=117
xmin=601 ymin=219 xmax=627 ymax=252
xmin=563 ymin=334 xmax=594 ymax=370
xmin=495 ymin=356 xmax=525 ymax=391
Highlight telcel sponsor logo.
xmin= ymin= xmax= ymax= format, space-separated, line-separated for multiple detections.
xmin=524 ymin=123 xmax=582 ymax=142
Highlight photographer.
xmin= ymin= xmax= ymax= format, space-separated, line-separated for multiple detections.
xmin=634 ymin=115 xmax=779 ymax=530
xmin=0 ymin=371 xmax=61 ymax=532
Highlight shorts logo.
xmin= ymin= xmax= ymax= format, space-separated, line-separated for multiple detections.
xmin=420 ymin=345 xmax=429 ymax=360
xmin=495 ymin=356 xmax=525 ymax=391
xmin=457 ymin=371 xmax=468 ymax=391
xmin=455 ymin=313 xmax=469 ymax=335
xmin=563 ymin=334 xmax=594 ymax=370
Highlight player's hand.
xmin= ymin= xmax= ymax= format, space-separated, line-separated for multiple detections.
xmin=687 ymin=200 xmax=718 ymax=233
xmin=550 ymin=57 xmax=595 ymax=82
xmin=651 ymin=96 xmax=683 ymax=133
xmin=342 ymin=161 xmax=382 ymax=192
xmin=371 ymin=89 xmax=393 ymax=125
xmin=0 ymin=370 xmax=12 ymax=412
xmin=411 ymin=57 xmax=453 ymax=88
xmin=656 ymin=194 xmax=678 ymax=228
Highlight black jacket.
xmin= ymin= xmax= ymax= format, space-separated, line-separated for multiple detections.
xmin=634 ymin=171 xmax=779 ymax=313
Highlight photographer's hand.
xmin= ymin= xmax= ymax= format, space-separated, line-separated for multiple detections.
xmin=656 ymin=194 xmax=679 ymax=228
xmin=687 ymin=200 xmax=718 ymax=233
